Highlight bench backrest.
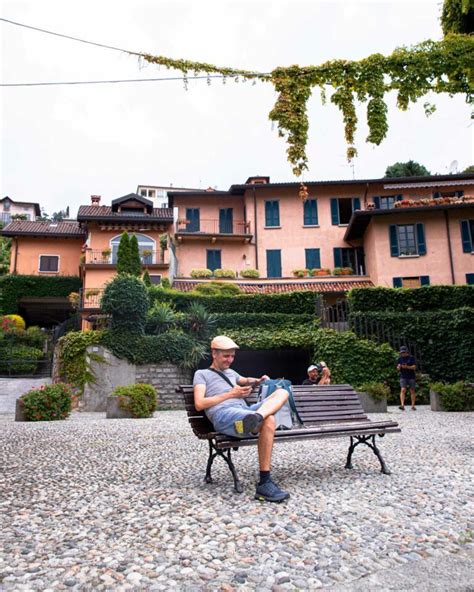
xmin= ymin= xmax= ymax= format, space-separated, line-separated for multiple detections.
xmin=177 ymin=384 xmax=368 ymax=440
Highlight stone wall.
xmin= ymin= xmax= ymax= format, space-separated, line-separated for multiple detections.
xmin=80 ymin=345 xmax=190 ymax=411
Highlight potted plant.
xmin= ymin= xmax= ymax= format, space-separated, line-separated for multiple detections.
xmin=85 ymin=288 xmax=100 ymax=298
xmin=429 ymin=381 xmax=474 ymax=412
xmin=16 ymin=383 xmax=73 ymax=422
xmin=107 ymin=383 xmax=157 ymax=419
xmin=190 ymin=269 xmax=213 ymax=279
xmin=356 ymin=382 xmax=389 ymax=413
xmin=332 ymin=267 xmax=343 ymax=275
xmin=214 ymin=269 xmax=236 ymax=279
xmin=101 ymin=248 xmax=112 ymax=260
xmin=292 ymin=269 xmax=307 ymax=278
xmin=341 ymin=267 xmax=354 ymax=275
xmin=240 ymin=268 xmax=259 ymax=278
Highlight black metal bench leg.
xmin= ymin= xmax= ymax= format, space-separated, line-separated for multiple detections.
xmin=221 ymin=448 xmax=244 ymax=494
xmin=205 ymin=440 xmax=217 ymax=484
xmin=345 ymin=436 xmax=356 ymax=469
xmin=345 ymin=435 xmax=391 ymax=475
xmin=367 ymin=435 xmax=391 ymax=475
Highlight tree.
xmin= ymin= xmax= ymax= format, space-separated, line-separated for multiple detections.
xmin=441 ymin=0 xmax=474 ymax=35
xmin=101 ymin=274 xmax=149 ymax=333
xmin=129 ymin=235 xmax=142 ymax=277
xmin=385 ymin=161 xmax=431 ymax=178
xmin=142 ymin=270 xmax=152 ymax=287
xmin=0 ymin=237 xmax=11 ymax=275
xmin=462 ymin=165 xmax=474 ymax=173
xmin=116 ymin=232 xmax=131 ymax=275
xmin=51 ymin=206 xmax=70 ymax=221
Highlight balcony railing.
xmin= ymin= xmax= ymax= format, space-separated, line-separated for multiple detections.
xmin=176 ymin=219 xmax=251 ymax=235
xmin=79 ymin=288 xmax=105 ymax=309
xmin=0 ymin=213 xmax=31 ymax=223
xmin=83 ymin=249 xmax=169 ymax=265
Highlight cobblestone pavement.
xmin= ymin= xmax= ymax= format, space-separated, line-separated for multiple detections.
xmin=0 ymin=406 xmax=472 ymax=591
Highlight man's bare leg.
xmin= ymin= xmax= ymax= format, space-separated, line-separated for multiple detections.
xmin=257 ymin=414 xmax=276 ymax=471
xmin=410 ymin=387 xmax=416 ymax=409
xmin=399 ymin=387 xmax=406 ymax=410
xmin=256 ymin=389 xmax=289 ymax=419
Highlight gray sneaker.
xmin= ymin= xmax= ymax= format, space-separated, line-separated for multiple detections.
xmin=255 ymin=480 xmax=290 ymax=503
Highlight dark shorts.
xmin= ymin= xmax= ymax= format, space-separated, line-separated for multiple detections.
xmin=400 ymin=378 xmax=416 ymax=389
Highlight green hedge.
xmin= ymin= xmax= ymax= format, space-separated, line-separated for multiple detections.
xmin=0 ymin=344 xmax=44 ymax=374
xmin=148 ymin=287 xmax=317 ymax=314
xmin=348 ymin=286 xmax=474 ymax=313
xmin=0 ymin=275 xmax=81 ymax=314
xmin=214 ymin=313 xmax=317 ymax=331
xmin=220 ymin=326 xmax=314 ymax=350
xmin=312 ymin=329 xmax=399 ymax=389
xmin=350 ymin=308 xmax=474 ymax=382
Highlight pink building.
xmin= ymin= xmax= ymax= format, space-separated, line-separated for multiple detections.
xmin=169 ymin=173 xmax=474 ymax=290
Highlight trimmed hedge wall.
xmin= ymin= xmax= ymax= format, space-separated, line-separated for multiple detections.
xmin=214 ymin=313 xmax=317 ymax=331
xmin=148 ymin=287 xmax=317 ymax=314
xmin=0 ymin=275 xmax=81 ymax=314
xmin=312 ymin=330 xmax=399 ymax=390
xmin=348 ymin=286 xmax=474 ymax=313
xmin=220 ymin=326 xmax=314 ymax=350
xmin=350 ymin=308 xmax=474 ymax=382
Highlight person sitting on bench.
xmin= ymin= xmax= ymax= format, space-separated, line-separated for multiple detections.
xmin=193 ymin=335 xmax=290 ymax=502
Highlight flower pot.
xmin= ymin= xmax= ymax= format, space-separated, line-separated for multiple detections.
xmin=357 ymin=392 xmax=387 ymax=413
xmin=106 ymin=396 xmax=134 ymax=419
xmin=430 ymin=389 xmax=445 ymax=412
xmin=15 ymin=398 xmax=27 ymax=422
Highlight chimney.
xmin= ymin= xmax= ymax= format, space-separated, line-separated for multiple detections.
xmin=91 ymin=195 xmax=101 ymax=205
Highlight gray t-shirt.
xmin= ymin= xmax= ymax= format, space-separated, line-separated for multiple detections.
xmin=193 ymin=368 xmax=244 ymax=423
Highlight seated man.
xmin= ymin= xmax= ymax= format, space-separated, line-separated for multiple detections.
xmin=193 ymin=335 xmax=290 ymax=503
xmin=302 ymin=362 xmax=331 ymax=385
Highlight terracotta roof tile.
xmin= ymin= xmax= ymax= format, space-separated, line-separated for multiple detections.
xmin=1 ymin=220 xmax=85 ymax=238
xmin=172 ymin=279 xmax=374 ymax=294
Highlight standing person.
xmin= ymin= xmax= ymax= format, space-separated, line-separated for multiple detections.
xmin=397 ymin=346 xmax=417 ymax=410
xmin=193 ymin=335 xmax=290 ymax=502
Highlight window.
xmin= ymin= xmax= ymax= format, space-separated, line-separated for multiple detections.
xmin=39 ymin=255 xmax=59 ymax=273
xmin=149 ymin=275 xmax=162 ymax=285
xmin=140 ymin=190 xmax=147 ymax=197
xmin=330 ymin=197 xmax=361 ymax=225
xmin=373 ymin=195 xmax=402 ymax=210
xmin=460 ymin=220 xmax=474 ymax=253
xmin=333 ymin=247 xmax=365 ymax=274
xmin=433 ymin=190 xmax=463 ymax=198
xmin=3 ymin=200 xmax=10 ymax=211
xmin=466 ymin=273 xmax=474 ymax=285
xmin=389 ymin=224 xmax=426 ymax=257
xmin=305 ymin=248 xmax=321 ymax=269
xmin=110 ymin=233 xmax=155 ymax=263
xmin=185 ymin=208 xmax=200 ymax=232
xmin=219 ymin=208 xmax=233 ymax=233
xmin=266 ymin=250 xmax=282 ymax=278
xmin=393 ymin=276 xmax=430 ymax=288
xmin=265 ymin=201 xmax=280 ymax=227
xmin=303 ymin=199 xmax=318 ymax=226
xmin=207 ymin=249 xmax=221 ymax=272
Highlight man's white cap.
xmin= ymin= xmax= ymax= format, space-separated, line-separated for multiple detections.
xmin=211 ymin=335 xmax=239 ymax=350
xmin=307 ymin=364 xmax=318 ymax=373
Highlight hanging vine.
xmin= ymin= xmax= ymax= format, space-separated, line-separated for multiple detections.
xmin=137 ymin=33 xmax=473 ymax=176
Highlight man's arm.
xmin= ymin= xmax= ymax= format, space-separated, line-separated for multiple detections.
xmin=236 ymin=375 xmax=270 ymax=387
xmin=194 ymin=383 xmax=251 ymax=411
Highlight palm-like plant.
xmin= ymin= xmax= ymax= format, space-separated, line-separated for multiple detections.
xmin=146 ymin=302 xmax=176 ymax=335
xmin=186 ymin=302 xmax=217 ymax=342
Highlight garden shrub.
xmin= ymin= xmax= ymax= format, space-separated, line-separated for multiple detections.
xmin=348 ymin=285 xmax=474 ymax=313
xmin=0 ymin=345 xmax=44 ymax=374
xmin=148 ymin=287 xmax=317 ymax=314
xmin=430 ymin=381 xmax=474 ymax=411
xmin=2 ymin=314 xmax=26 ymax=330
xmin=145 ymin=301 xmax=177 ymax=334
xmin=192 ymin=282 xmax=241 ymax=296
xmin=101 ymin=275 xmax=149 ymax=333
xmin=356 ymin=382 xmax=390 ymax=402
xmin=312 ymin=330 xmax=398 ymax=388
xmin=221 ymin=325 xmax=314 ymax=350
xmin=349 ymin=308 xmax=474 ymax=382
xmin=20 ymin=382 xmax=73 ymax=421
xmin=110 ymin=383 xmax=157 ymax=418
xmin=58 ymin=330 xmax=103 ymax=391
xmin=190 ymin=269 xmax=212 ymax=278
xmin=240 ymin=268 xmax=259 ymax=278
xmin=0 ymin=275 xmax=81 ymax=314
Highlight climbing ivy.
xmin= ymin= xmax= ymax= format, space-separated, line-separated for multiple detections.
xmin=137 ymin=32 xmax=473 ymax=175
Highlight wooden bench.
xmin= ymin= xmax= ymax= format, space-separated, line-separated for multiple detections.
xmin=177 ymin=384 xmax=401 ymax=493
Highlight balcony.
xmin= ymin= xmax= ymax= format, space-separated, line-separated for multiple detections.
xmin=79 ymin=288 xmax=105 ymax=310
xmin=82 ymin=249 xmax=169 ymax=267
xmin=175 ymin=219 xmax=252 ymax=242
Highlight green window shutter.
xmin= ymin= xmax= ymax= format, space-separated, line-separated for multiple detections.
xmin=460 ymin=220 xmax=472 ymax=252
xmin=455 ymin=190 xmax=464 ymax=197
xmin=266 ymin=250 xmax=282 ymax=278
xmin=303 ymin=199 xmax=318 ymax=225
xmin=396 ymin=195 xmax=403 ymax=202
xmin=433 ymin=191 xmax=441 ymax=198
xmin=305 ymin=248 xmax=321 ymax=269
xmin=333 ymin=248 xmax=342 ymax=267
xmin=352 ymin=197 xmax=361 ymax=211
xmin=219 ymin=208 xmax=233 ymax=233
xmin=466 ymin=273 xmax=474 ymax=285
xmin=186 ymin=208 xmax=200 ymax=232
xmin=420 ymin=276 xmax=430 ymax=286
xmin=265 ymin=201 xmax=280 ymax=227
xmin=389 ymin=225 xmax=399 ymax=257
xmin=416 ymin=223 xmax=426 ymax=255
xmin=393 ymin=277 xmax=403 ymax=288
xmin=373 ymin=196 xmax=380 ymax=209
xmin=206 ymin=250 xmax=221 ymax=272
xmin=330 ymin=198 xmax=339 ymax=225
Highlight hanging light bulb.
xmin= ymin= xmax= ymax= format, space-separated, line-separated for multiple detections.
xmin=299 ymin=182 xmax=309 ymax=202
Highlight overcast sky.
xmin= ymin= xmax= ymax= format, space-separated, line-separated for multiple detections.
xmin=1 ymin=0 xmax=472 ymax=216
